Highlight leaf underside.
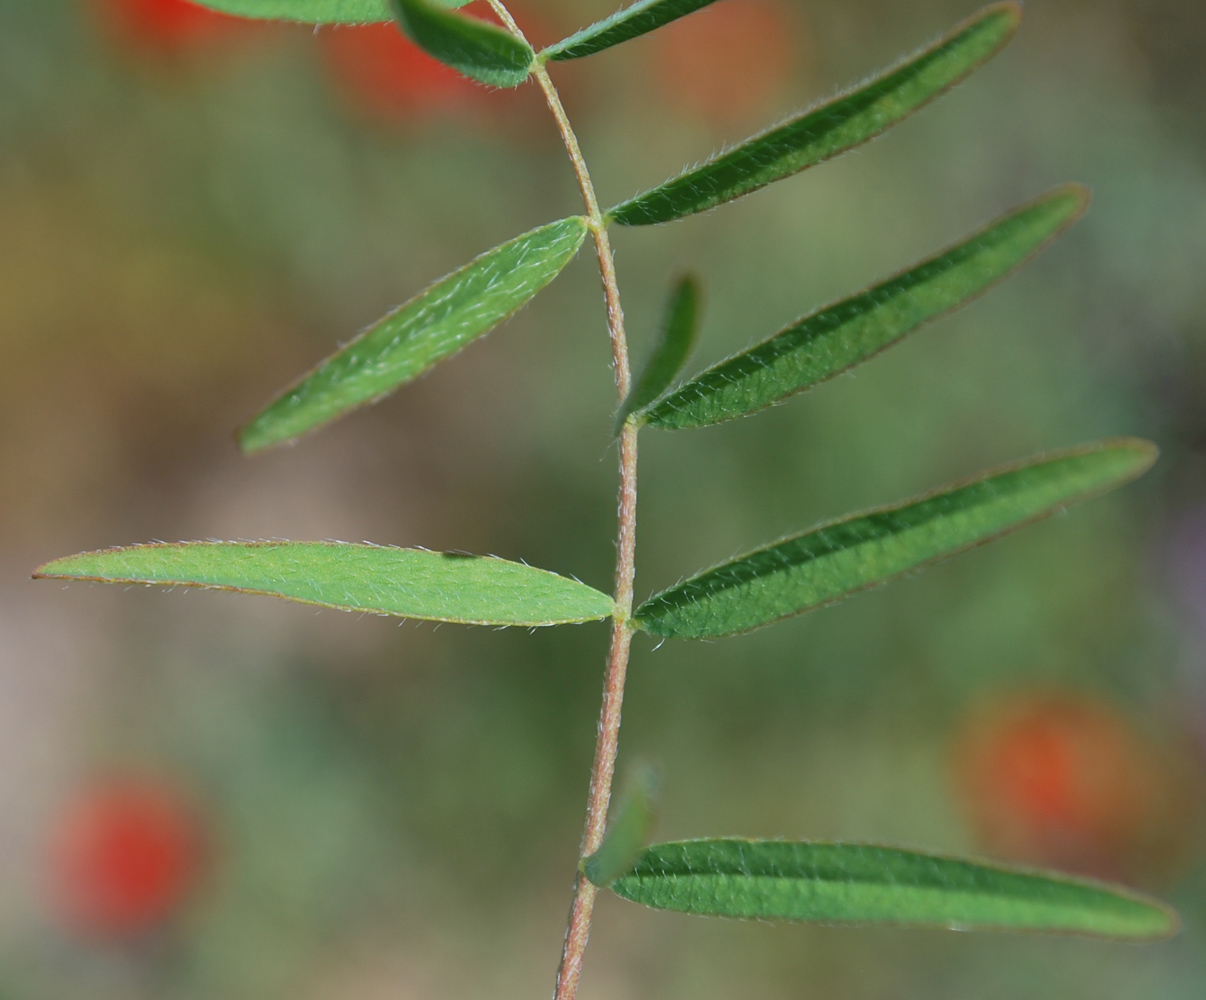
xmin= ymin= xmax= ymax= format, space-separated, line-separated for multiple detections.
xmin=34 ymin=542 xmax=614 ymax=627
xmin=608 ymin=840 xmax=1178 ymax=939
xmin=543 ymin=0 xmax=722 ymax=62
xmin=392 ymin=0 xmax=534 ymax=88
xmin=607 ymin=2 xmax=1021 ymax=226
xmin=239 ymin=217 xmax=587 ymax=453
xmin=635 ymin=440 xmax=1157 ymax=639
xmin=189 ymin=0 xmax=471 ymax=23
xmin=582 ymin=765 xmax=660 ymax=887
xmin=645 ymin=185 xmax=1088 ymax=430
xmin=617 ymin=274 xmax=701 ymax=430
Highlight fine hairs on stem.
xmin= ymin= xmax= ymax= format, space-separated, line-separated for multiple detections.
xmin=484 ymin=4 xmax=640 ymax=996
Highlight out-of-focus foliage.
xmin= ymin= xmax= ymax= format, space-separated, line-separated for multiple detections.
xmin=582 ymin=764 xmax=660 ymax=887
xmin=618 ymin=273 xmax=700 ymax=429
xmin=4 ymin=1 xmax=1206 ymax=998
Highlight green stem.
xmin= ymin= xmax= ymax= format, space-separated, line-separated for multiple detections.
xmin=486 ymin=5 xmax=637 ymax=999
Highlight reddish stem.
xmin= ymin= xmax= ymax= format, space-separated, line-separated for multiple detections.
xmin=484 ymin=5 xmax=639 ymax=998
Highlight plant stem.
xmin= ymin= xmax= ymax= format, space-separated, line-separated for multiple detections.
xmin=486 ymin=5 xmax=637 ymax=999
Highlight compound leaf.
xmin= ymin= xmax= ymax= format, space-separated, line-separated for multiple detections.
xmin=188 ymin=0 xmax=471 ymax=23
xmin=607 ymin=840 xmax=1178 ymax=939
xmin=583 ymin=765 xmax=660 ymax=887
xmin=393 ymin=0 xmax=534 ymax=88
xmin=543 ymin=0 xmax=721 ymax=62
xmin=645 ymin=186 xmax=1087 ymax=430
xmin=240 ymin=217 xmax=588 ymax=453
xmin=635 ymin=440 xmax=1156 ymax=639
xmin=617 ymin=274 xmax=701 ymax=431
xmin=607 ymin=2 xmax=1021 ymax=226
xmin=34 ymin=542 xmax=614 ymax=627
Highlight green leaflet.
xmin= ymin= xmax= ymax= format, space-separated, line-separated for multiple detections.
xmin=616 ymin=274 xmax=701 ymax=431
xmin=34 ymin=542 xmax=614 ymax=627
xmin=635 ymin=440 xmax=1156 ymax=639
xmin=607 ymin=3 xmax=1021 ymax=226
xmin=582 ymin=765 xmax=660 ymax=887
xmin=240 ymin=217 xmax=587 ymax=453
xmin=188 ymin=0 xmax=470 ymax=23
xmin=645 ymin=186 xmax=1087 ymax=430
xmin=542 ymin=0 xmax=721 ymax=62
xmin=393 ymin=0 xmax=534 ymax=88
xmin=607 ymin=840 xmax=1178 ymax=939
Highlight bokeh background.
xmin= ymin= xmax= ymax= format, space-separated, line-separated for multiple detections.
xmin=3 ymin=0 xmax=1206 ymax=996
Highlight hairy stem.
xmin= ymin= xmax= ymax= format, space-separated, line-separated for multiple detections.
xmin=486 ymin=5 xmax=637 ymax=999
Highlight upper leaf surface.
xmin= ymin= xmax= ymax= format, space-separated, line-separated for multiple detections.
xmin=634 ymin=440 xmax=1157 ymax=639
xmin=34 ymin=542 xmax=614 ymax=627
xmin=607 ymin=2 xmax=1021 ymax=226
xmin=645 ymin=186 xmax=1087 ymax=430
xmin=582 ymin=765 xmax=660 ymax=887
xmin=616 ymin=274 xmax=701 ymax=431
xmin=240 ymin=217 xmax=587 ymax=453
xmin=608 ymin=840 xmax=1178 ymax=939
xmin=542 ymin=0 xmax=721 ymax=62
xmin=393 ymin=0 xmax=534 ymax=88
xmin=189 ymin=0 xmax=470 ymax=23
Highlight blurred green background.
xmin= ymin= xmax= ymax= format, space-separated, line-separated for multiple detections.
xmin=4 ymin=0 xmax=1206 ymax=996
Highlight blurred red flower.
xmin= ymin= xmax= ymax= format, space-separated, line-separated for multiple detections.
xmin=319 ymin=22 xmax=481 ymax=121
xmin=652 ymin=0 xmax=803 ymax=127
xmin=318 ymin=4 xmax=553 ymax=127
xmin=49 ymin=778 xmax=206 ymax=940
xmin=953 ymin=693 xmax=1201 ymax=884
xmin=88 ymin=0 xmax=248 ymax=53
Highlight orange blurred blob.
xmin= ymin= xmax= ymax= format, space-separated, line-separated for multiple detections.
xmin=652 ymin=0 xmax=802 ymax=126
xmin=319 ymin=3 xmax=555 ymax=128
xmin=953 ymin=693 xmax=1200 ymax=884
xmin=319 ymin=22 xmax=482 ymax=121
xmin=88 ymin=0 xmax=247 ymax=53
xmin=50 ymin=778 xmax=206 ymax=940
